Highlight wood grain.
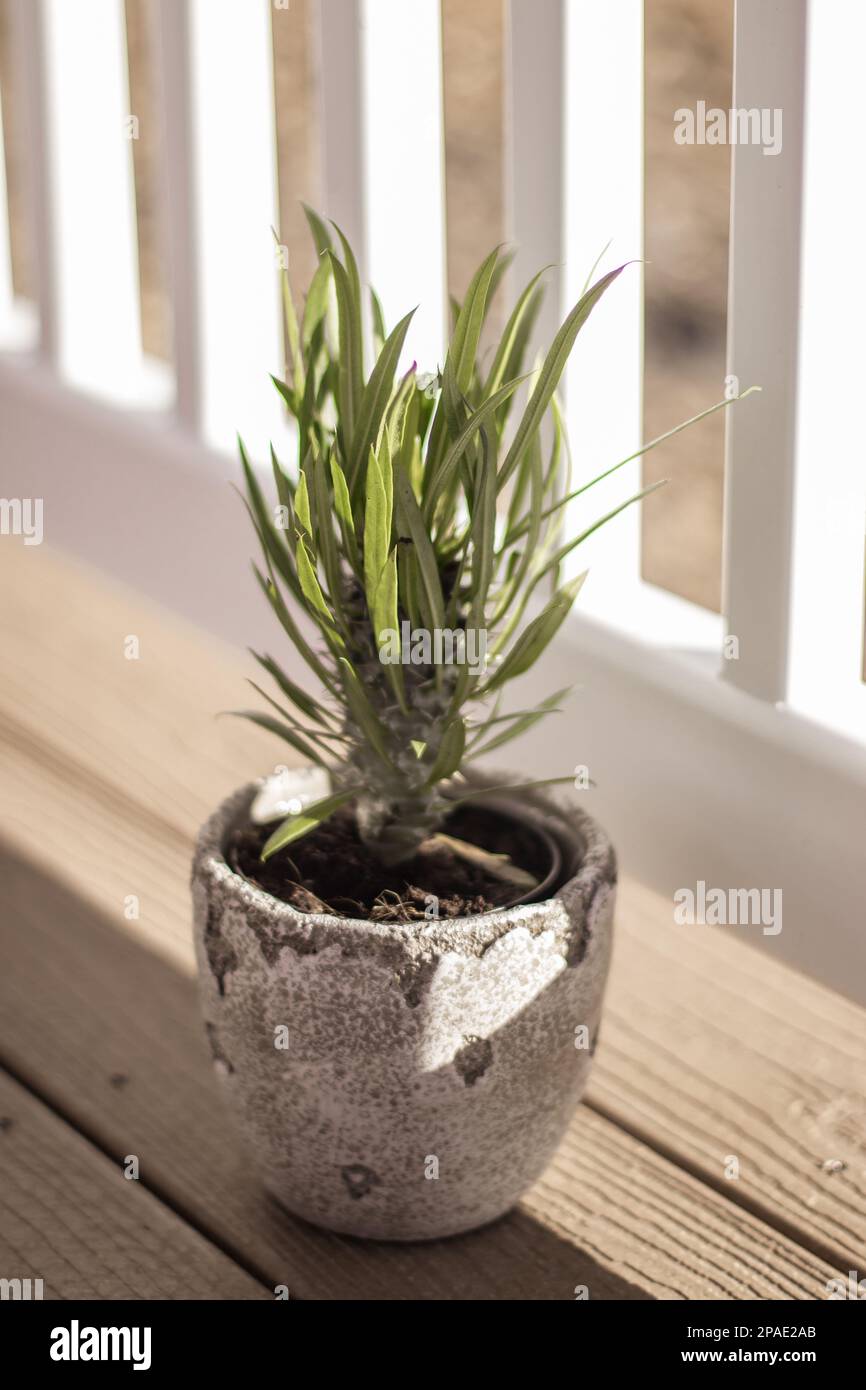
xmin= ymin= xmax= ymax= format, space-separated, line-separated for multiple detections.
xmin=1 ymin=544 xmax=863 ymax=1288
xmin=0 ymin=1070 xmax=268 ymax=1300
xmin=0 ymin=852 xmax=840 ymax=1301
xmin=595 ymin=891 xmax=866 ymax=1269
xmin=0 ymin=546 xmax=277 ymax=840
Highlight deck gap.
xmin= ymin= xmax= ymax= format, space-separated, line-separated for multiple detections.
xmin=0 ymin=1056 xmax=292 ymax=1300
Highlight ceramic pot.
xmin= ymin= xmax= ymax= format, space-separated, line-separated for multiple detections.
xmin=191 ymin=776 xmax=616 ymax=1240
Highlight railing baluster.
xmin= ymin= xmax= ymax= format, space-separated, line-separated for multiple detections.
xmin=314 ymin=0 xmax=447 ymax=371
xmin=316 ymin=0 xmax=366 ymax=271
xmin=362 ymin=0 xmax=447 ymax=370
xmin=722 ymin=0 xmax=807 ymax=700
xmin=0 ymin=77 xmax=16 ymax=339
xmin=9 ymin=0 xmax=57 ymax=363
xmin=558 ymin=0 xmax=645 ymax=621
xmin=786 ymin=0 xmax=866 ymax=741
xmin=37 ymin=0 xmax=146 ymax=401
xmin=504 ymin=0 xmax=565 ymax=360
xmin=181 ymin=0 xmax=283 ymax=457
xmin=154 ymin=0 xmax=200 ymax=431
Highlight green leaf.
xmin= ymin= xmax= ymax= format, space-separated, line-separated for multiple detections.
xmin=332 ymin=222 xmax=365 ymax=373
xmin=270 ymin=443 xmax=294 ymax=509
xmin=371 ymin=545 xmax=398 ymax=639
xmin=349 ymin=308 xmax=415 ymax=494
xmin=238 ymin=434 xmax=271 ymax=528
xmin=410 ymin=740 xmax=427 ymax=759
xmin=492 ymin=432 xmax=544 ymax=624
xmin=302 ymin=255 xmax=332 ymax=351
xmin=382 ymin=364 xmax=417 ymax=459
xmin=425 ymin=718 xmax=466 ymax=786
xmin=580 ymin=240 xmax=613 ymax=297
xmin=395 ymin=381 xmax=420 ymax=478
xmin=270 ymin=373 xmax=297 ymax=418
xmin=252 ymin=563 xmax=336 ymax=695
xmin=427 ymin=246 xmax=503 ymax=474
xmin=467 ymin=688 xmax=569 ymax=758
xmin=296 ymin=537 xmax=339 ymax=634
xmin=371 ymin=548 xmax=406 ymax=712
xmin=296 ymin=318 xmax=324 ymax=451
xmin=448 ymin=776 xmax=577 ymax=805
xmin=329 ymin=453 xmax=360 ymax=572
xmin=498 ymin=263 xmax=627 ymax=492
xmin=482 ymin=572 xmax=588 ymax=694
xmin=469 ymin=425 xmax=497 ymax=626
xmin=237 ymin=443 xmax=299 ymax=600
xmin=483 ymin=265 xmax=549 ymax=398
xmin=294 ymin=470 xmax=312 ymax=534
xmin=523 ymin=479 xmax=667 ymax=609
xmin=396 ymin=536 xmax=422 ymax=632
xmin=312 ymin=452 xmax=345 ymax=620
xmin=331 ymin=223 xmax=363 ymax=324
xmin=326 ymin=249 xmax=364 ymax=442
xmin=392 ymin=466 xmax=446 ymax=633
xmin=228 ymin=710 xmax=329 ymax=770
xmin=363 ymin=446 xmax=391 ymax=609
xmin=370 ymin=285 xmax=387 ymax=353
xmin=505 ymin=389 xmax=760 ymax=548
xmin=424 ymin=375 xmax=525 ymax=518
xmin=486 ymin=246 xmax=515 ymax=312
xmin=448 ymin=245 xmax=503 ymax=394
xmin=261 ymin=790 xmax=356 ymax=861
xmin=245 ymin=680 xmax=347 ymax=746
xmin=249 ymin=650 xmax=332 ymax=727
xmin=338 ymin=657 xmax=395 ymax=767
xmin=302 ymin=203 xmax=333 ymax=257
xmin=272 ymin=226 xmax=302 ymax=396
xmin=329 ymin=454 xmax=355 ymax=535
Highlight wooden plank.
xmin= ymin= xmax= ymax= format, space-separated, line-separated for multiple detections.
xmin=0 ymin=852 xmax=840 ymax=1301
xmin=0 ymin=1069 xmax=267 ymax=1299
xmin=595 ymin=885 xmax=866 ymax=1269
xmin=0 ymin=738 xmax=193 ymax=973
xmin=0 ymin=546 xmax=278 ymax=842
xmin=1 ymin=545 xmax=865 ymax=1268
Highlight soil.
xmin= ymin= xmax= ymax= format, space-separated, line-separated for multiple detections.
xmin=226 ymin=804 xmax=557 ymax=923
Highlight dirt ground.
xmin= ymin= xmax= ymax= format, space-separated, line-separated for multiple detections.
xmin=0 ymin=0 xmax=732 ymax=612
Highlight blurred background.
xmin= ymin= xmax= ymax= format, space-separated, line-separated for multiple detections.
xmin=0 ymin=0 xmax=732 ymax=610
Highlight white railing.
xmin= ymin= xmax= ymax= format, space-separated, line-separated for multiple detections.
xmin=1 ymin=0 xmax=864 ymax=997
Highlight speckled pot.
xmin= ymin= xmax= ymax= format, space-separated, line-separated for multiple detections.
xmin=191 ymin=777 xmax=616 ymax=1241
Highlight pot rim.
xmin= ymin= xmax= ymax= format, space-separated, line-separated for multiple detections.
xmin=194 ymin=770 xmax=616 ymax=952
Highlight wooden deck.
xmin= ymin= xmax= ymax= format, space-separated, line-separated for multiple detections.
xmin=1 ymin=546 xmax=864 ymax=1300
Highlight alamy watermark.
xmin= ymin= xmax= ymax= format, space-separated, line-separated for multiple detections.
xmin=0 ymin=1276 xmax=43 ymax=1299
xmin=826 ymin=1270 xmax=866 ymax=1300
xmin=0 ymin=497 xmax=43 ymax=545
xmin=50 ymin=1322 xmax=151 ymax=1370
xmin=674 ymin=101 xmax=782 ymax=157
xmin=674 ymin=880 xmax=782 ymax=936
xmin=378 ymin=621 xmax=488 ymax=676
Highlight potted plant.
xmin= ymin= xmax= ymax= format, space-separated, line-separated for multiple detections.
xmin=192 ymin=212 xmax=746 ymax=1240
